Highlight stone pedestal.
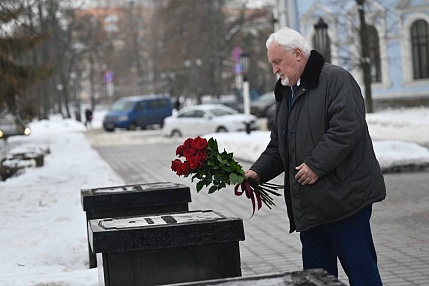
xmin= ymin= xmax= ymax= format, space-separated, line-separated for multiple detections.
xmin=81 ymin=182 xmax=191 ymax=268
xmin=88 ymin=209 xmax=245 ymax=286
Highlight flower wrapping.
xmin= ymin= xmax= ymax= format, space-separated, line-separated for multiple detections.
xmin=171 ymin=136 xmax=282 ymax=216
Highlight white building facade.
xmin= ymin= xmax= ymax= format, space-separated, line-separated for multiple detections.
xmin=279 ymin=0 xmax=429 ymax=106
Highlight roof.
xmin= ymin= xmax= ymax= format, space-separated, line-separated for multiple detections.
xmin=118 ymin=95 xmax=170 ymax=102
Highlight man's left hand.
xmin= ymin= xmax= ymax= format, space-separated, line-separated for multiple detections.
xmin=295 ymin=163 xmax=319 ymax=185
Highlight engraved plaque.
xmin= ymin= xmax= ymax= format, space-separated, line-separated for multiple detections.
xmin=99 ymin=210 xmax=224 ymax=230
xmin=91 ymin=182 xmax=179 ymax=194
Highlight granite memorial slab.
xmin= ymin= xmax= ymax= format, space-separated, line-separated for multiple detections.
xmin=81 ymin=182 xmax=191 ymax=268
xmin=88 ymin=209 xmax=245 ymax=286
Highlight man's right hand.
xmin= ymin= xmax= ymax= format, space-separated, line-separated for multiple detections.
xmin=245 ymin=169 xmax=260 ymax=182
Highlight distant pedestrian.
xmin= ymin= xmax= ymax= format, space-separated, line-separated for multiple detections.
xmin=174 ymin=97 xmax=181 ymax=111
xmin=245 ymin=27 xmax=386 ymax=285
xmin=84 ymin=109 xmax=93 ymax=129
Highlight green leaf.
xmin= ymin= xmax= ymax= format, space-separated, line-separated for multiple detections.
xmin=208 ymin=138 xmax=218 ymax=152
xmin=223 ymin=166 xmax=233 ymax=173
xmin=208 ymin=185 xmax=218 ymax=194
xmin=217 ymin=154 xmax=225 ymax=164
xmin=224 ymin=152 xmax=233 ymax=160
xmin=196 ymin=181 xmax=205 ymax=192
xmin=230 ymin=173 xmax=244 ymax=185
xmin=230 ymin=161 xmax=244 ymax=172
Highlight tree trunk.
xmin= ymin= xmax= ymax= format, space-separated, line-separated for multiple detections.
xmin=37 ymin=0 xmax=50 ymax=119
xmin=89 ymin=52 xmax=96 ymax=110
xmin=356 ymin=0 xmax=373 ymax=113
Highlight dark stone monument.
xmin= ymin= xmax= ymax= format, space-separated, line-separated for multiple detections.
xmin=88 ymin=209 xmax=245 ymax=286
xmin=81 ymin=182 xmax=191 ymax=268
xmin=166 ymin=269 xmax=347 ymax=286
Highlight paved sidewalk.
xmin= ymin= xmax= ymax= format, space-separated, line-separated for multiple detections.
xmin=94 ymin=141 xmax=429 ymax=286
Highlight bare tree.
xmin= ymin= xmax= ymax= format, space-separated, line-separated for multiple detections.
xmin=81 ymin=16 xmax=111 ymax=110
xmin=319 ymin=0 xmax=398 ymax=113
xmin=152 ymin=0 xmax=229 ymax=102
xmin=151 ymin=0 xmax=274 ymax=103
xmin=20 ymin=0 xmax=111 ymax=118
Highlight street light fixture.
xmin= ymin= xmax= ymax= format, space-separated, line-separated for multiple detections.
xmin=240 ymin=52 xmax=251 ymax=134
xmin=314 ymin=17 xmax=331 ymax=63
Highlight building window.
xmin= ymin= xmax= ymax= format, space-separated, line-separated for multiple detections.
xmin=411 ymin=20 xmax=429 ymax=79
xmin=368 ymin=25 xmax=382 ymax=83
xmin=313 ymin=17 xmax=331 ymax=63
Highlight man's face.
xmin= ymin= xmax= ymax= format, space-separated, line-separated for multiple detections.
xmin=267 ymin=43 xmax=303 ymax=87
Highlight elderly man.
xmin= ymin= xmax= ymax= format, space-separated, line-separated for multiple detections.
xmin=246 ymin=27 xmax=386 ymax=286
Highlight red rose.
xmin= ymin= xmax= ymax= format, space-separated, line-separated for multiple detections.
xmin=171 ymin=159 xmax=191 ymax=176
xmin=180 ymin=161 xmax=191 ymax=175
xmin=171 ymin=159 xmax=183 ymax=174
xmin=189 ymin=157 xmax=203 ymax=170
xmin=195 ymin=150 xmax=207 ymax=162
xmin=183 ymin=147 xmax=197 ymax=160
xmin=176 ymin=145 xmax=184 ymax=156
xmin=192 ymin=137 xmax=208 ymax=151
xmin=183 ymin=138 xmax=193 ymax=148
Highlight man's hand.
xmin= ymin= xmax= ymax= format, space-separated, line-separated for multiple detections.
xmin=295 ymin=163 xmax=319 ymax=185
xmin=245 ymin=169 xmax=260 ymax=182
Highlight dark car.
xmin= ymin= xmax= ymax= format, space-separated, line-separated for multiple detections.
xmin=266 ymin=103 xmax=276 ymax=130
xmin=250 ymin=91 xmax=276 ymax=118
xmin=102 ymin=95 xmax=173 ymax=131
xmin=0 ymin=113 xmax=31 ymax=140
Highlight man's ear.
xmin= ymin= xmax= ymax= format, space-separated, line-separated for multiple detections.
xmin=295 ymin=48 xmax=303 ymax=60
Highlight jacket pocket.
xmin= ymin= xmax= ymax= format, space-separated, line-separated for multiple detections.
xmin=298 ymin=176 xmax=348 ymax=226
xmin=325 ymin=172 xmax=340 ymax=187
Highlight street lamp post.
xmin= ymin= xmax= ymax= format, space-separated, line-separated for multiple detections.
xmin=240 ymin=52 xmax=251 ymax=134
xmin=56 ymin=84 xmax=63 ymax=115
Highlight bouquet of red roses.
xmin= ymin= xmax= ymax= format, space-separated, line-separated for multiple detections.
xmin=171 ymin=136 xmax=282 ymax=216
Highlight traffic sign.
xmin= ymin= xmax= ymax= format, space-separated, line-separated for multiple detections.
xmin=232 ymin=47 xmax=242 ymax=63
xmin=104 ymin=70 xmax=113 ymax=84
xmin=234 ymin=63 xmax=242 ymax=75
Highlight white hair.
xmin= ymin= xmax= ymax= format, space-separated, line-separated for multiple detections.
xmin=266 ymin=27 xmax=311 ymax=58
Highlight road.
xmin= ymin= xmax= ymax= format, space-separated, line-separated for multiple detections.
xmin=86 ymin=129 xmax=429 ymax=286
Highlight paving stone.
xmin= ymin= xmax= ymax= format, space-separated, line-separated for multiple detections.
xmin=93 ymin=142 xmax=429 ymax=286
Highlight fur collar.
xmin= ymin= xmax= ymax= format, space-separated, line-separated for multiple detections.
xmin=274 ymin=50 xmax=325 ymax=102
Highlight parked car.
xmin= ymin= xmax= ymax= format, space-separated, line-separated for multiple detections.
xmin=250 ymin=91 xmax=276 ymax=118
xmin=266 ymin=103 xmax=276 ymax=130
xmin=162 ymin=104 xmax=258 ymax=137
xmin=102 ymin=95 xmax=173 ymax=132
xmin=0 ymin=113 xmax=31 ymax=140
xmin=204 ymin=99 xmax=243 ymax=113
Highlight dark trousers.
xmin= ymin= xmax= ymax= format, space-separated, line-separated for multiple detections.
xmin=300 ymin=205 xmax=382 ymax=286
